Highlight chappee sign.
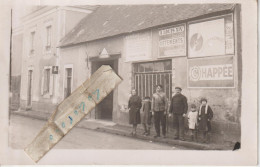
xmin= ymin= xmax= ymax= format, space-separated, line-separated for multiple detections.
xmin=188 ymin=56 xmax=234 ymax=88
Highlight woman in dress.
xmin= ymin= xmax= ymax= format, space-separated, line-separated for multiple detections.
xmin=128 ymin=89 xmax=142 ymax=136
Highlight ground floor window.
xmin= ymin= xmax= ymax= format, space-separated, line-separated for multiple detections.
xmin=133 ymin=60 xmax=172 ymax=100
xmin=64 ymin=67 xmax=73 ymax=98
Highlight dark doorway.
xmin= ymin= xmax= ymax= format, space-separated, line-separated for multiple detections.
xmin=27 ymin=70 xmax=33 ymax=107
xmin=91 ymin=59 xmax=118 ymax=121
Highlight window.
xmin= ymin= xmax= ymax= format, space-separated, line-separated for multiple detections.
xmin=30 ymin=31 xmax=35 ymax=54
xmin=41 ymin=67 xmax=53 ymax=97
xmin=133 ymin=60 xmax=172 ymax=100
xmin=43 ymin=69 xmax=51 ymax=94
xmin=64 ymin=68 xmax=72 ymax=98
xmin=46 ymin=25 xmax=52 ymax=51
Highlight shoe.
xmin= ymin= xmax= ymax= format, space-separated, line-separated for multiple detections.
xmin=174 ymin=136 xmax=179 ymax=140
xmin=142 ymin=132 xmax=147 ymax=135
xmin=163 ymin=135 xmax=166 ymax=138
xmin=154 ymin=135 xmax=160 ymax=138
xmin=180 ymin=138 xmax=185 ymax=141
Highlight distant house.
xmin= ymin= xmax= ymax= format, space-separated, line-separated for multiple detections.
xmin=19 ymin=6 xmax=96 ymax=113
xmin=59 ymin=4 xmax=241 ymax=144
xmin=10 ymin=26 xmax=23 ymax=111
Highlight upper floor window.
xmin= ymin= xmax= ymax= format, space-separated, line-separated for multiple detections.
xmin=30 ymin=31 xmax=35 ymax=54
xmin=46 ymin=25 xmax=52 ymax=51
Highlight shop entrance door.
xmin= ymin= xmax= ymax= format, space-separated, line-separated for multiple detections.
xmin=91 ymin=60 xmax=118 ymax=121
xmin=27 ymin=70 xmax=33 ymax=107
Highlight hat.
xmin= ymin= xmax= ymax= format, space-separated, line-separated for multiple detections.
xmin=175 ymin=87 xmax=182 ymax=91
xmin=191 ymin=104 xmax=196 ymax=108
xmin=200 ymin=97 xmax=208 ymax=103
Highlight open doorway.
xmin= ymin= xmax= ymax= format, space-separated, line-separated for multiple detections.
xmin=91 ymin=59 xmax=118 ymax=121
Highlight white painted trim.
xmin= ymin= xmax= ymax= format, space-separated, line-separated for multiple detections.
xmin=63 ymin=64 xmax=74 ymax=99
xmin=61 ymin=6 xmax=93 ymax=14
xmin=23 ymin=7 xmax=57 ymax=26
xmin=12 ymin=26 xmax=23 ymax=35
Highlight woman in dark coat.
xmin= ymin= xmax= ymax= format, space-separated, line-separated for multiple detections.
xmin=128 ymin=89 xmax=142 ymax=136
xmin=198 ymin=98 xmax=214 ymax=143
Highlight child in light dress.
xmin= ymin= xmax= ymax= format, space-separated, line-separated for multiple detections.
xmin=187 ymin=104 xmax=198 ymax=141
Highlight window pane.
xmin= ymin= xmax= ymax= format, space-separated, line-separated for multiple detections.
xmin=133 ymin=64 xmax=138 ymax=72
xmin=164 ymin=61 xmax=172 ymax=71
xmin=143 ymin=63 xmax=153 ymax=72
xmin=154 ymin=62 xmax=164 ymax=72
xmin=67 ymin=68 xmax=72 ymax=77
xmin=138 ymin=64 xmax=145 ymax=72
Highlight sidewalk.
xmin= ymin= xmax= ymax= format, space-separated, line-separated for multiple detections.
xmin=11 ymin=109 xmax=234 ymax=150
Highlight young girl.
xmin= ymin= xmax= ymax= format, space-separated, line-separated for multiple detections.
xmin=198 ymin=98 xmax=214 ymax=143
xmin=187 ymin=104 xmax=198 ymax=141
xmin=141 ymin=96 xmax=152 ymax=136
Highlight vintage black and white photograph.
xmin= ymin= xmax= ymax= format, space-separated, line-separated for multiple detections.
xmin=1 ymin=0 xmax=257 ymax=165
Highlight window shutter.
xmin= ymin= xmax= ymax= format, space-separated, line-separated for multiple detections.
xmin=49 ymin=74 xmax=54 ymax=95
xmin=41 ymin=76 xmax=44 ymax=95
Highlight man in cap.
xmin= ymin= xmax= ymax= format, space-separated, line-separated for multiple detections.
xmin=169 ymin=87 xmax=188 ymax=140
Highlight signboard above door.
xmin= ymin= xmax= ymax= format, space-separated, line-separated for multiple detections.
xmin=158 ymin=24 xmax=186 ymax=58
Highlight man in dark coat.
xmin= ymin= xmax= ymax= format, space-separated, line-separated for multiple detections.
xmin=169 ymin=87 xmax=188 ymax=140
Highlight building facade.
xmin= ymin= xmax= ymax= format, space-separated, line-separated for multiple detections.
xmin=19 ymin=6 xmax=95 ymax=112
xmin=59 ymin=4 xmax=241 ymax=144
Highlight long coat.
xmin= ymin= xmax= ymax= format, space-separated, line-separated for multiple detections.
xmin=169 ymin=93 xmax=188 ymax=115
xmin=198 ymin=105 xmax=213 ymax=132
xmin=141 ymin=100 xmax=152 ymax=125
xmin=128 ymin=95 xmax=142 ymax=125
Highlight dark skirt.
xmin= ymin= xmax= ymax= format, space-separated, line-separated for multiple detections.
xmin=129 ymin=108 xmax=141 ymax=125
xmin=141 ymin=111 xmax=152 ymax=125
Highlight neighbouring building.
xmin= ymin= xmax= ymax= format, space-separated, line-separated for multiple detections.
xmin=10 ymin=26 xmax=23 ymax=111
xmin=19 ymin=6 xmax=96 ymax=112
xmin=58 ymin=4 xmax=241 ymax=145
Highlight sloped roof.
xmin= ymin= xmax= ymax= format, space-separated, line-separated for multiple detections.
xmin=60 ymin=4 xmax=235 ymax=47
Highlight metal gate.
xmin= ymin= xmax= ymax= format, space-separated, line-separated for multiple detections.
xmin=133 ymin=60 xmax=172 ymax=100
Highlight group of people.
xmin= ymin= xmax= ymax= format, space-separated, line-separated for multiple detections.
xmin=128 ymin=85 xmax=213 ymax=143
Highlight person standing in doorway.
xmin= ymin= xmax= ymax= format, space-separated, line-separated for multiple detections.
xmin=169 ymin=87 xmax=188 ymax=141
xmin=151 ymin=85 xmax=168 ymax=138
xmin=128 ymin=89 xmax=142 ymax=136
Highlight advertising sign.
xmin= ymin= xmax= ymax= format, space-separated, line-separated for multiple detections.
xmin=125 ymin=31 xmax=152 ymax=62
xmin=188 ymin=18 xmax=225 ymax=58
xmin=158 ymin=24 xmax=186 ymax=57
xmin=188 ymin=56 xmax=234 ymax=88
xmin=188 ymin=15 xmax=234 ymax=58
